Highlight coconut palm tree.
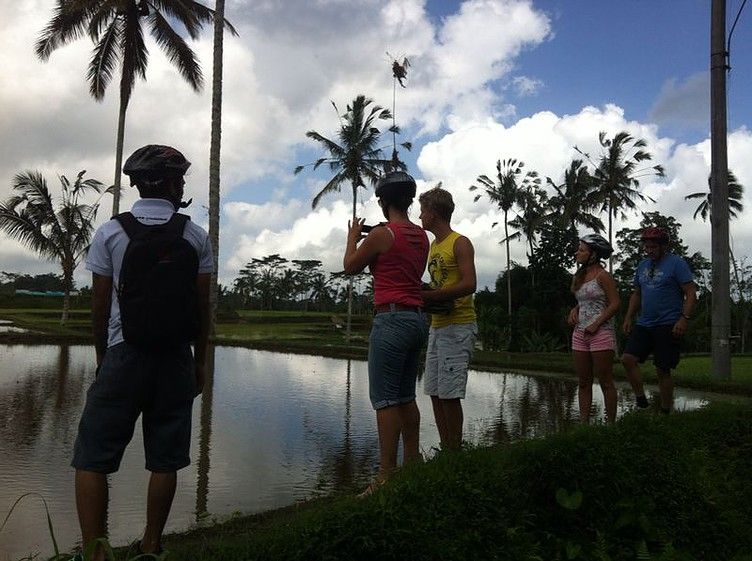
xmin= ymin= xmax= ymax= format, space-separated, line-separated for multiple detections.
xmin=295 ymin=94 xmax=406 ymax=339
xmin=470 ymin=158 xmax=541 ymax=317
xmin=686 ymin=170 xmax=746 ymax=348
xmin=506 ymin=182 xmax=548 ymax=263
xmin=685 ymin=170 xmax=744 ymax=221
xmin=546 ymin=159 xmax=604 ymax=236
xmin=0 ymin=170 xmax=111 ymax=323
xmin=36 ymin=0 xmax=235 ymax=216
xmin=295 ymin=95 xmax=404 ymax=215
xmin=584 ymin=131 xmax=665 ymax=270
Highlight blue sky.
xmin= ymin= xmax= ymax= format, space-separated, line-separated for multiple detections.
xmin=516 ymin=0 xmax=751 ymax=141
xmin=1 ymin=0 xmax=751 ymax=289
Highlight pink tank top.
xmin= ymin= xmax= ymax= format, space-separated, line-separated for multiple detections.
xmin=371 ymin=222 xmax=429 ymax=307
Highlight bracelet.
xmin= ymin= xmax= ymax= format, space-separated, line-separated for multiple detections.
xmin=682 ymin=314 xmax=691 ymax=320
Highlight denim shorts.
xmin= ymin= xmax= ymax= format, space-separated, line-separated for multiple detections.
xmin=423 ymin=322 xmax=477 ymax=399
xmin=72 ymin=342 xmax=196 ymax=474
xmin=368 ymin=310 xmax=429 ymax=410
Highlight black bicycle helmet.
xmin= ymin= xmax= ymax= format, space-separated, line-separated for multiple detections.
xmin=580 ymin=233 xmax=613 ymax=259
xmin=375 ymin=171 xmax=416 ymax=200
xmin=123 ymin=145 xmax=191 ymax=179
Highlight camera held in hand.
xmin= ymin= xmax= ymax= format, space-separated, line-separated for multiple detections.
xmin=421 ymin=282 xmax=454 ymax=315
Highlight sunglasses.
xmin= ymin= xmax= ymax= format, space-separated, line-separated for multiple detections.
xmin=648 ymin=262 xmax=656 ymax=279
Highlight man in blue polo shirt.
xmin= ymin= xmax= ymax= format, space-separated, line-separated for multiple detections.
xmin=72 ymin=145 xmax=213 ymax=559
xmin=621 ymin=227 xmax=697 ymax=413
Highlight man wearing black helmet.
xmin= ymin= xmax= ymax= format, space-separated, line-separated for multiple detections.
xmin=72 ymin=145 xmax=213 ymax=558
xmin=621 ymin=227 xmax=696 ymax=413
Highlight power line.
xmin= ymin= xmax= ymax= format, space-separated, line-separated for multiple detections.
xmin=727 ymin=0 xmax=749 ymax=70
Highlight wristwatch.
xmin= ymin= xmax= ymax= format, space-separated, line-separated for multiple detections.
xmin=681 ymin=313 xmax=691 ymax=320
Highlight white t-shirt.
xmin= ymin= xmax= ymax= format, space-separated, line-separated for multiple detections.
xmin=85 ymin=198 xmax=214 ymax=347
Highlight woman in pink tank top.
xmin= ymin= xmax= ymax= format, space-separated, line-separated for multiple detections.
xmin=343 ymin=171 xmax=429 ymax=495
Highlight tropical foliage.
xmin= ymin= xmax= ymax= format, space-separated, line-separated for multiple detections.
xmin=231 ymin=254 xmax=371 ymax=314
xmin=36 ymin=0 xmax=235 ymax=214
xmin=295 ymin=94 xmax=408 ymax=214
xmin=470 ymin=158 xmax=541 ymax=317
xmin=685 ymin=170 xmax=745 ymax=221
xmin=0 ymin=170 xmax=111 ymax=323
xmin=580 ymin=131 xmax=665 ymax=270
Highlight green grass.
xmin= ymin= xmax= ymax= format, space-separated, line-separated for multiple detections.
xmin=143 ymin=403 xmax=752 ymax=560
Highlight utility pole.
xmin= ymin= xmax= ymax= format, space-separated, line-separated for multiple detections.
xmin=710 ymin=0 xmax=731 ymax=379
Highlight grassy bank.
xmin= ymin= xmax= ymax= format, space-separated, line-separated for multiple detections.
xmin=2 ymin=308 xmax=752 ymax=395
xmin=135 ymin=403 xmax=752 ymax=560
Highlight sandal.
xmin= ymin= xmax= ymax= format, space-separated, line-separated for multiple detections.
xmin=132 ymin=540 xmax=164 ymax=559
xmin=358 ymin=479 xmax=385 ymax=498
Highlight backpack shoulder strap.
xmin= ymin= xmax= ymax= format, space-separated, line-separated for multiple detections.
xmin=114 ymin=212 xmax=145 ymax=239
xmin=165 ymin=213 xmax=191 ymax=236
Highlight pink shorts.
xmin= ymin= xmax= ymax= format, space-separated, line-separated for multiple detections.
xmin=572 ymin=327 xmax=616 ymax=352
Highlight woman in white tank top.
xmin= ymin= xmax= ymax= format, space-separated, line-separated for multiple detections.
xmin=567 ymin=234 xmax=620 ymax=423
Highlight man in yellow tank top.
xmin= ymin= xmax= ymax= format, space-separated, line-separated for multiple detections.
xmin=419 ymin=187 xmax=478 ymax=450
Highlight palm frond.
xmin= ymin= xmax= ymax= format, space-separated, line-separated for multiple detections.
xmin=87 ymin=4 xmax=116 ymax=41
xmin=36 ymin=0 xmax=102 ymax=60
xmin=88 ymin=18 xmax=121 ymax=100
xmin=119 ymin=6 xmax=149 ymax=100
xmin=0 ymin=205 xmax=58 ymax=260
xmin=149 ymin=9 xmax=203 ymax=90
xmin=311 ymin=172 xmax=346 ymax=209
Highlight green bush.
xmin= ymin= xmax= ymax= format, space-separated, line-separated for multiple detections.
xmin=165 ymin=404 xmax=752 ymax=560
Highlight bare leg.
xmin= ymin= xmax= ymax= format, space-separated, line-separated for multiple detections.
xmin=655 ymin=367 xmax=674 ymax=412
xmin=430 ymin=395 xmax=448 ymax=445
xmin=439 ymin=398 xmax=463 ymax=449
xmin=592 ymin=350 xmax=617 ymax=423
xmin=621 ymin=353 xmax=647 ymax=406
xmin=375 ymin=405 xmax=402 ymax=480
xmin=75 ymin=470 xmax=108 ymax=561
xmin=573 ymin=350 xmax=594 ymax=423
xmin=141 ymin=471 xmax=177 ymax=553
xmin=398 ymin=400 xmax=421 ymax=463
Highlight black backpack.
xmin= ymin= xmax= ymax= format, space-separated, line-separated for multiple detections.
xmin=115 ymin=212 xmax=200 ymax=348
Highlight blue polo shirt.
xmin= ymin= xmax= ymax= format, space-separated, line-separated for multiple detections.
xmin=633 ymin=253 xmax=694 ymax=328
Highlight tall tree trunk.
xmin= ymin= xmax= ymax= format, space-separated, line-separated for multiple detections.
xmin=504 ymin=210 xmax=511 ymax=317
xmin=607 ymin=200 xmax=614 ymax=273
xmin=112 ymin=85 xmax=129 ymax=216
xmin=528 ymin=237 xmax=535 ymax=290
xmin=195 ymin=345 xmax=215 ymax=519
xmin=61 ymin=260 xmax=73 ymax=325
xmin=208 ymin=0 xmax=226 ymax=337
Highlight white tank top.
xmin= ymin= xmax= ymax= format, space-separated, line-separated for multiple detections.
xmin=574 ymin=276 xmax=613 ymax=332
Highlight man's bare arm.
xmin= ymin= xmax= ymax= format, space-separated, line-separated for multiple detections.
xmin=91 ymin=273 xmax=112 ymax=366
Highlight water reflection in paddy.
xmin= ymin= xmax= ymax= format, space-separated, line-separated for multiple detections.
xmin=0 ymin=344 xmax=711 ymax=558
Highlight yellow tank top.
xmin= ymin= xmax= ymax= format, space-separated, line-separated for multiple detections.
xmin=427 ymin=231 xmax=476 ymax=328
